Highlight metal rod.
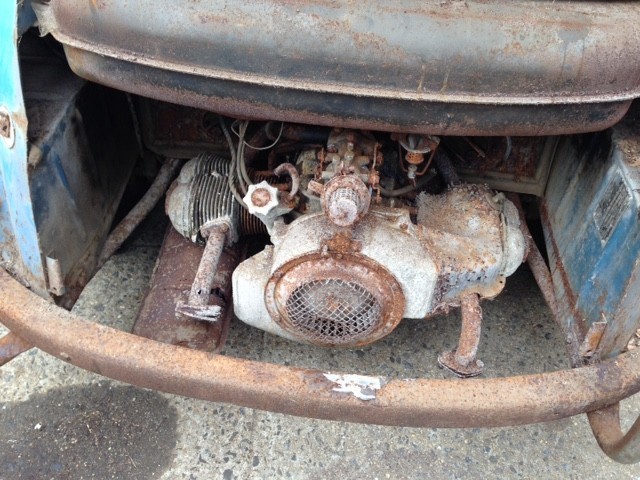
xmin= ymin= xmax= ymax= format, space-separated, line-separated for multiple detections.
xmin=2 ymin=267 xmax=640 ymax=429
xmin=98 ymin=158 xmax=182 ymax=269
xmin=456 ymin=294 xmax=483 ymax=366
xmin=188 ymin=225 xmax=228 ymax=306
xmin=508 ymin=194 xmax=558 ymax=316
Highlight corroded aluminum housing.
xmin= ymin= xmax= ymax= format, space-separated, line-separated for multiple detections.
xmin=233 ymin=186 xmax=526 ymax=346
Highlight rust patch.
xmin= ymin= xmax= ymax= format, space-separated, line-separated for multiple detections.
xmin=579 ymin=321 xmax=608 ymax=359
xmin=325 ymin=231 xmax=362 ymax=254
xmin=250 ymin=188 xmax=272 ymax=208
xmin=444 ymin=137 xmax=545 ymax=181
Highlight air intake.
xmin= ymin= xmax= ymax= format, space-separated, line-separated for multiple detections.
xmin=265 ymin=254 xmax=405 ymax=347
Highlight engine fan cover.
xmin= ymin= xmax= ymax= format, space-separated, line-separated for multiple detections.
xmin=265 ymin=254 xmax=405 ymax=348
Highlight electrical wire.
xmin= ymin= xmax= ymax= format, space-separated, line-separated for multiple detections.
xmin=218 ymin=116 xmax=247 ymax=207
xmin=234 ymin=121 xmax=285 ymax=151
xmin=236 ymin=121 xmax=253 ymax=190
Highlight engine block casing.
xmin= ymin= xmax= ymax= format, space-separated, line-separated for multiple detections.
xmin=232 ymin=186 xmax=525 ymax=347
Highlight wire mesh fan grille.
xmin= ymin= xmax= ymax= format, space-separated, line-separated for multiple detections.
xmin=284 ymin=279 xmax=382 ymax=345
xmin=331 ymin=187 xmax=361 ymax=208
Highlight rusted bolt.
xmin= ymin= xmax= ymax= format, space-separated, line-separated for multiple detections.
xmin=251 ymin=188 xmax=272 ymax=208
xmin=0 ymin=107 xmax=15 ymax=149
xmin=0 ymin=115 xmax=9 ymax=136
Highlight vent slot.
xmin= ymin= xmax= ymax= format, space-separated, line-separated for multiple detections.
xmin=594 ymin=173 xmax=632 ymax=245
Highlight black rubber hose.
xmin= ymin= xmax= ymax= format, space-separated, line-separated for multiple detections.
xmin=434 ymin=150 xmax=460 ymax=185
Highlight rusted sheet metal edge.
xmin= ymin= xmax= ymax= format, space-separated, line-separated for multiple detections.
xmin=2 ymin=267 xmax=640 ymax=428
xmin=45 ymin=33 xmax=640 ymax=107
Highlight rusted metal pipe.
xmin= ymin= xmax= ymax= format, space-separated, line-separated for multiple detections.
xmin=588 ymin=404 xmax=640 ymax=464
xmin=507 ymin=195 xmax=557 ymax=316
xmin=175 ymin=224 xmax=230 ymax=322
xmin=2 ymin=267 xmax=640 ymax=429
xmin=0 ymin=331 xmax=33 ymax=367
xmin=98 ymin=158 xmax=182 ymax=269
xmin=188 ymin=224 xmax=228 ymax=307
xmin=273 ymin=162 xmax=299 ymax=201
xmin=438 ymin=293 xmax=485 ymax=378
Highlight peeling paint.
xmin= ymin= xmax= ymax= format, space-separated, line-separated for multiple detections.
xmin=323 ymin=373 xmax=384 ymax=400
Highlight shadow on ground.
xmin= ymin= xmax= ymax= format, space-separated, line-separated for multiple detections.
xmin=0 ymin=384 xmax=177 ymax=480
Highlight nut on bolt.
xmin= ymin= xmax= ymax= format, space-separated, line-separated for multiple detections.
xmin=244 ymin=181 xmax=279 ymax=216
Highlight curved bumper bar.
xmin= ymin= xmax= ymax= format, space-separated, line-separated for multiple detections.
xmin=1 ymin=268 xmax=640 ymax=429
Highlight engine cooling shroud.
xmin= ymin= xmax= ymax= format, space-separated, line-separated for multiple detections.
xmin=264 ymin=253 xmax=405 ymax=348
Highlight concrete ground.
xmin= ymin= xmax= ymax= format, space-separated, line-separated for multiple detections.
xmin=1 ymin=210 xmax=639 ymax=480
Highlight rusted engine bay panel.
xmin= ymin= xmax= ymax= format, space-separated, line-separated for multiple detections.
xmin=34 ymin=0 xmax=640 ymax=136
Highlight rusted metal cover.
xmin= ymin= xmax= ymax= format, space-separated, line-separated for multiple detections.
xmin=34 ymin=1 xmax=640 ymax=135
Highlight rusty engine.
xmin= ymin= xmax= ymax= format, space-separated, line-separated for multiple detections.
xmin=166 ymin=125 xmax=526 ymax=376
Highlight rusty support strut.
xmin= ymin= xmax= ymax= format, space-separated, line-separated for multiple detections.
xmin=0 ymin=331 xmax=33 ymax=367
xmin=98 ymin=158 xmax=183 ymax=269
xmin=176 ymin=223 xmax=229 ymax=321
xmin=438 ymin=293 xmax=484 ymax=378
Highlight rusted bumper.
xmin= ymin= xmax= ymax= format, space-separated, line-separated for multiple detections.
xmin=1 ymin=267 xmax=640 ymax=429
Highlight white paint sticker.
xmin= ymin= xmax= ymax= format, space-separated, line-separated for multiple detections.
xmin=323 ymin=373 xmax=384 ymax=401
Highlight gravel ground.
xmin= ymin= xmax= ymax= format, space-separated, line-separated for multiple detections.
xmin=1 ymin=210 xmax=639 ymax=479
